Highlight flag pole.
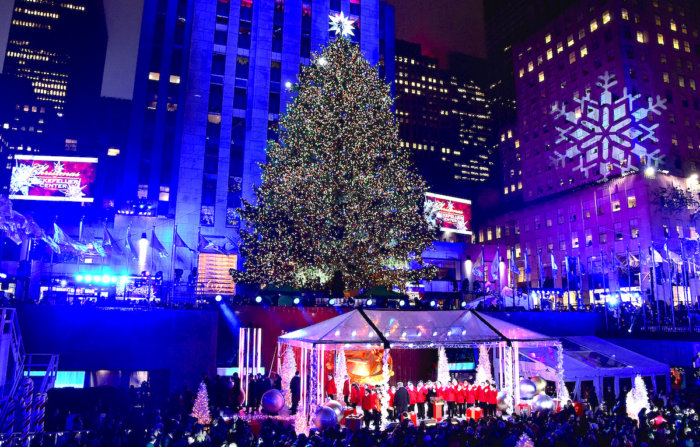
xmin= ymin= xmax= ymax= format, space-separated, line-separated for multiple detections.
xmin=600 ymin=249 xmax=608 ymax=331
xmin=638 ymin=244 xmax=646 ymax=330
xmin=565 ymin=250 xmax=571 ymax=310
xmin=577 ymin=254 xmax=583 ymax=310
xmin=496 ymin=245 xmax=501 ymax=310
xmin=680 ymin=238 xmax=690 ymax=310
xmin=663 ymin=241 xmax=676 ymax=330
xmin=171 ymin=225 xmax=177 ymax=282
xmin=151 ymin=226 xmax=156 ymax=273
xmin=650 ymin=241 xmax=660 ymax=327
xmin=612 ymin=248 xmax=620 ymax=328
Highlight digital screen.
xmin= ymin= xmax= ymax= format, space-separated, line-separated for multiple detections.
xmin=9 ymin=155 xmax=98 ymax=203
xmin=425 ymin=192 xmax=472 ymax=235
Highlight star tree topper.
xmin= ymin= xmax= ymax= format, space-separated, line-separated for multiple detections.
xmin=329 ymin=12 xmax=355 ymax=37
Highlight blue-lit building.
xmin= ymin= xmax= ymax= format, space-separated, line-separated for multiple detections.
xmin=118 ymin=0 xmax=395 ymax=289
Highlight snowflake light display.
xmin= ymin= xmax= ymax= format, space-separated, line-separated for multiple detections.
xmin=550 ymin=72 xmax=667 ymax=178
xmin=10 ymin=163 xmax=46 ymax=196
xmin=329 ymin=12 xmax=355 ymax=37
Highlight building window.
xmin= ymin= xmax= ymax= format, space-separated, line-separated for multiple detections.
xmin=569 ymin=52 xmax=576 ymax=64
xmin=590 ymin=19 xmax=598 ymax=32
xmin=627 ymin=193 xmax=636 ymax=208
xmin=547 ymin=48 xmax=553 ymax=60
xmin=663 ymin=72 xmax=670 ymax=83
xmin=557 ymin=42 xmax=563 ymax=53
xmin=567 ymin=35 xmax=574 ymax=46
xmin=545 ymin=33 xmax=551 ymax=44
xmin=636 ymin=31 xmax=646 ymax=43
xmin=559 ymin=234 xmax=566 ymax=251
xmin=546 ymin=215 xmax=553 ymax=227
xmin=679 ymin=76 xmax=685 ymax=87
xmin=496 ymin=226 xmax=502 ymax=239
xmin=657 ymin=33 xmax=664 ymax=45
xmin=602 ymin=11 xmax=611 ymax=24
xmin=630 ymin=219 xmax=639 ymax=238
xmin=611 ymin=193 xmax=621 ymax=212
xmin=684 ymin=41 xmax=691 ymax=52
xmin=572 ymin=231 xmax=579 ymax=248
xmin=487 ymin=228 xmax=493 ymax=241
xmin=585 ymin=229 xmax=593 ymax=246
xmin=670 ymin=20 xmax=677 ymax=31
xmin=673 ymin=38 xmax=680 ymax=50
xmin=599 ymin=231 xmax=607 ymax=244
xmin=538 ymin=72 xmax=545 ymax=82
xmin=580 ymin=45 xmax=588 ymax=57
xmin=621 ymin=8 xmax=629 ymax=20
xmin=614 ymin=222 xmax=624 ymax=241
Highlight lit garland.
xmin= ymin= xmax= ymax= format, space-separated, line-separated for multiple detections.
xmin=309 ymin=347 xmax=319 ymax=418
xmin=503 ymin=345 xmax=514 ymax=414
xmin=281 ymin=346 xmax=297 ymax=407
xmin=232 ymin=36 xmax=437 ymax=291
xmin=475 ymin=345 xmax=493 ymax=385
xmin=380 ymin=349 xmax=391 ymax=429
xmin=555 ymin=342 xmax=570 ymax=404
xmin=334 ymin=349 xmax=347 ymax=402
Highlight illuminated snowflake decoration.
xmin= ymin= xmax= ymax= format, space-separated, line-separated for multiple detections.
xmin=550 ymin=72 xmax=667 ymax=178
xmin=63 ymin=183 xmax=86 ymax=199
xmin=53 ymin=161 xmax=65 ymax=173
xmin=329 ymin=12 xmax=355 ymax=37
xmin=10 ymin=163 xmax=45 ymax=196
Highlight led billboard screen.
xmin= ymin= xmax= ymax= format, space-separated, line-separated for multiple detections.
xmin=425 ymin=192 xmax=472 ymax=234
xmin=9 ymin=155 xmax=98 ymax=203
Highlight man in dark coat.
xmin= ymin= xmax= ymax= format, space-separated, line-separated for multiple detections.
xmin=290 ymin=371 xmax=301 ymax=414
xmin=393 ymin=382 xmax=410 ymax=416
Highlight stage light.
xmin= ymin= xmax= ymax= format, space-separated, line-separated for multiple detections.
xmin=138 ymin=232 xmax=149 ymax=271
xmin=461 ymin=301 xmax=467 ymax=308
xmin=215 ymin=294 xmax=223 ymax=302
xmin=399 ymin=299 xmax=406 ymax=307
xmin=255 ymin=296 xmax=263 ymax=303
xmin=429 ymin=300 xmax=436 ymax=308
xmin=94 ymin=276 xmax=102 ymax=283
xmin=84 ymin=274 xmax=92 ymax=282
xmin=284 ymin=81 xmax=292 ymax=89
xmin=60 ymin=279 xmax=67 ymax=287
xmin=110 ymin=276 xmax=118 ymax=283
xmin=329 ymin=298 xmax=336 ymax=306
xmin=75 ymin=274 xmax=84 ymax=282
xmin=101 ymin=275 xmax=110 ymax=284
xmin=644 ymin=166 xmax=656 ymax=177
xmin=366 ymin=298 xmax=373 ymax=306
xmin=119 ymin=275 xmax=129 ymax=284
xmin=293 ymin=297 xmax=300 ymax=305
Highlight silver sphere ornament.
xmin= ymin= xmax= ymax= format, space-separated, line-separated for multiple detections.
xmin=531 ymin=376 xmax=546 ymax=393
xmin=532 ymin=393 xmax=554 ymax=412
xmin=261 ymin=389 xmax=285 ymax=414
xmin=325 ymin=400 xmax=344 ymax=419
xmin=313 ymin=406 xmax=338 ymax=430
xmin=497 ymin=390 xmax=509 ymax=411
xmin=519 ymin=379 xmax=537 ymax=400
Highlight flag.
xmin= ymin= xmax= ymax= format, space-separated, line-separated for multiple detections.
xmin=537 ymin=249 xmax=545 ymax=284
xmin=550 ymin=252 xmax=558 ymax=277
xmin=472 ymin=248 xmax=484 ymax=279
xmin=125 ymin=226 xmax=138 ymax=260
xmin=42 ymin=234 xmax=60 ymax=254
xmin=491 ymin=247 xmax=501 ymax=281
xmin=579 ymin=256 xmax=586 ymax=275
xmin=510 ymin=247 xmax=520 ymax=275
xmin=524 ymin=250 xmax=532 ymax=275
xmin=53 ymin=223 xmax=88 ymax=253
xmin=103 ymin=226 xmax=123 ymax=255
xmin=173 ymin=226 xmax=191 ymax=250
xmin=648 ymin=248 xmax=665 ymax=264
xmin=198 ymin=233 xmax=225 ymax=253
xmin=151 ymin=228 xmax=168 ymax=258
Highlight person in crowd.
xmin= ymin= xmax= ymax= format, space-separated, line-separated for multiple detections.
xmin=426 ymin=381 xmax=437 ymax=419
xmin=350 ymin=382 xmax=361 ymax=409
xmin=445 ymin=379 xmax=456 ymax=418
xmin=416 ymin=380 xmax=427 ymax=420
xmin=407 ymin=381 xmax=417 ymax=414
xmin=231 ymin=372 xmax=242 ymax=412
xmin=454 ymin=379 xmax=465 ymax=417
xmin=342 ymin=376 xmax=351 ymax=406
xmin=393 ymin=382 xmax=410 ymax=416
xmin=361 ymin=387 xmax=376 ymax=429
xmin=289 ymin=371 xmax=300 ymax=415
xmin=325 ymin=372 xmax=337 ymax=400
xmin=487 ymin=380 xmax=498 ymax=417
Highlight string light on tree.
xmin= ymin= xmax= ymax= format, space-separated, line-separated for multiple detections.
xmin=232 ymin=33 xmax=436 ymax=291
xmin=281 ymin=346 xmax=297 ymax=407
xmin=475 ymin=345 xmax=493 ymax=385
xmin=191 ymin=381 xmax=211 ymax=425
xmin=437 ymin=347 xmax=450 ymax=385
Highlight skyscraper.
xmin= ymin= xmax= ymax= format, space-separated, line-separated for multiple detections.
xmin=118 ymin=0 xmax=395 ymax=285
xmin=394 ymin=40 xmax=493 ymax=197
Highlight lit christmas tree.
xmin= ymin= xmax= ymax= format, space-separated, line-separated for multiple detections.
xmin=281 ymin=345 xmax=297 ymax=407
xmin=475 ymin=345 xmax=492 ymax=385
xmin=233 ymin=29 xmax=436 ymax=291
xmin=335 ymin=349 xmax=347 ymax=401
xmin=626 ymin=374 xmax=650 ymax=421
xmin=191 ymin=381 xmax=211 ymax=425
xmin=437 ymin=347 xmax=450 ymax=385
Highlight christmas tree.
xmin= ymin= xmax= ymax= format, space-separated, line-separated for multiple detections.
xmin=281 ymin=346 xmax=297 ymax=407
xmin=233 ymin=29 xmax=436 ymax=291
xmin=475 ymin=345 xmax=492 ymax=385
xmin=437 ymin=347 xmax=450 ymax=385
xmin=191 ymin=381 xmax=211 ymax=425
xmin=335 ymin=349 xmax=347 ymax=401
xmin=626 ymin=375 xmax=650 ymax=421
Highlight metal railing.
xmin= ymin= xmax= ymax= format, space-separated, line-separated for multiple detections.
xmin=0 ymin=309 xmax=25 ymax=432
xmin=24 ymin=353 xmax=59 ymax=394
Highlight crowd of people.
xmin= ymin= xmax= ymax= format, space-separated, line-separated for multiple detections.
xmin=28 ymin=372 xmax=699 ymax=447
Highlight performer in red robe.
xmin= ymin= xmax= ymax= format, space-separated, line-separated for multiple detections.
xmin=343 ymin=378 xmax=351 ymax=405
xmin=416 ymin=380 xmax=427 ymax=420
xmin=466 ymin=382 xmax=476 ymax=408
xmin=487 ymin=382 xmax=498 ymax=416
xmin=445 ymin=380 xmax=456 ymax=418
xmin=455 ymin=380 xmax=466 ymax=417
xmin=325 ymin=373 xmax=337 ymax=399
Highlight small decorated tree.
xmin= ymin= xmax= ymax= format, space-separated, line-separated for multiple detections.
xmin=191 ymin=381 xmax=211 ymax=425
xmin=626 ymin=375 xmax=650 ymax=421
xmin=437 ymin=347 xmax=450 ymax=385
xmin=475 ymin=345 xmax=493 ymax=385
xmin=281 ymin=345 xmax=297 ymax=407
xmin=335 ymin=349 xmax=348 ymax=402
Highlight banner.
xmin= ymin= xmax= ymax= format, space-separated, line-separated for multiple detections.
xmin=9 ymin=155 xmax=98 ymax=203
xmin=424 ymin=192 xmax=472 ymax=234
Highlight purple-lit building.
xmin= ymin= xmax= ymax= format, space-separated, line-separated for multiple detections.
xmin=482 ymin=0 xmax=700 ymax=306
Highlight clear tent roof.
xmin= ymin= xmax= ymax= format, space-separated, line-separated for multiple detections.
xmin=278 ymin=309 xmax=555 ymax=350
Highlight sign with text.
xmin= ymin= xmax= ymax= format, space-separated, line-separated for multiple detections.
xmin=425 ymin=192 xmax=472 ymax=235
xmin=9 ymin=155 xmax=98 ymax=203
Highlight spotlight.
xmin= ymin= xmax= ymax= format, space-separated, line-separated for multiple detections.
xmin=119 ymin=275 xmax=129 ymax=284
xmin=430 ymin=300 xmax=436 ymax=308
xmin=94 ymin=276 xmax=102 ymax=283
xmin=317 ymin=57 xmax=328 ymax=66
xmin=399 ymin=299 xmax=406 ymax=307
xmin=101 ymin=274 xmax=110 ymax=284
xmin=60 ymin=279 xmax=67 ymax=287
xmin=293 ymin=297 xmax=301 ymax=305
xmin=329 ymin=298 xmax=336 ymax=306
xmin=75 ymin=274 xmax=84 ymax=282
xmin=644 ymin=166 xmax=656 ymax=177
xmin=110 ymin=276 xmax=118 ymax=283
xmin=85 ymin=274 xmax=93 ymax=282
xmin=284 ymin=81 xmax=292 ymax=89
xmin=461 ymin=301 xmax=467 ymax=308
xmin=255 ymin=296 xmax=263 ymax=304
xmin=215 ymin=294 xmax=223 ymax=302
xmin=366 ymin=298 xmax=373 ymax=306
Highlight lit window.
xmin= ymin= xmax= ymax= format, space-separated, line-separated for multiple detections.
xmin=670 ymin=20 xmax=677 ymax=31
xmin=515 ymin=139 xmax=520 ymax=148
xmin=107 ymin=148 xmax=120 ymax=156
xmin=590 ymin=19 xmax=598 ymax=32
xmin=621 ymin=8 xmax=629 ymax=20
xmin=679 ymin=76 xmax=685 ymax=87
xmin=636 ymin=31 xmax=646 ymax=43
xmin=655 ymin=15 xmax=661 ymax=26
xmin=690 ymin=79 xmax=696 ymax=90
xmin=663 ymin=72 xmax=670 ymax=83
xmin=684 ymin=41 xmax=690 ymax=52
xmin=557 ymin=42 xmax=563 ymax=53
xmin=148 ymin=72 xmax=160 ymax=81
xmin=546 ymin=48 xmax=553 ymax=60
xmin=169 ymin=75 xmax=180 ymax=84
xmin=611 ymin=194 xmax=621 ymax=212
xmin=569 ymin=52 xmax=576 ymax=64
xmin=567 ymin=35 xmax=574 ymax=46
xmin=538 ymin=72 xmax=545 ymax=82
xmin=528 ymin=61 xmax=534 ymax=72
xmin=657 ymin=33 xmax=664 ymax=44
xmin=580 ymin=45 xmax=588 ymax=57
xmin=602 ymin=11 xmax=611 ymax=24
xmin=545 ymin=34 xmax=551 ymax=44
xmin=579 ymin=29 xmax=586 ymax=39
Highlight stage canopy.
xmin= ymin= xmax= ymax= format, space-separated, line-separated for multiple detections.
xmin=278 ymin=309 xmax=555 ymax=350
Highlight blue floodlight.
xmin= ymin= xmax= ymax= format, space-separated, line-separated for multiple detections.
xmin=461 ymin=301 xmax=467 ymax=308
xmin=60 ymin=279 xmax=68 ymax=287
xmin=293 ymin=297 xmax=300 ymax=305
xmin=110 ymin=276 xmax=118 ymax=284
xmin=215 ymin=294 xmax=223 ymax=302
xmin=101 ymin=274 xmax=110 ymax=284
xmin=366 ymin=299 xmax=373 ymax=306
xmin=399 ymin=299 xmax=406 ymax=307
xmin=119 ymin=275 xmax=129 ymax=284
xmin=329 ymin=298 xmax=336 ymax=306
xmin=75 ymin=274 xmax=84 ymax=282
xmin=255 ymin=296 xmax=263 ymax=303
xmin=94 ymin=276 xmax=102 ymax=283
xmin=84 ymin=274 xmax=93 ymax=282
xmin=429 ymin=300 xmax=436 ymax=308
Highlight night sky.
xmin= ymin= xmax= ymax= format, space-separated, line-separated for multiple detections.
xmin=92 ymin=0 xmax=486 ymax=100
